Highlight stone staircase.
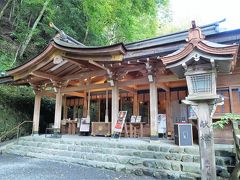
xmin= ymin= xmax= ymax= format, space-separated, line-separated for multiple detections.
xmin=2 ymin=136 xmax=236 ymax=179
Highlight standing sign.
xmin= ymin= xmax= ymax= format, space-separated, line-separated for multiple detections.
xmin=114 ymin=111 xmax=127 ymax=133
xmin=130 ymin=115 xmax=136 ymax=123
xmin=158 ymin=114 xmax=166 ymax=134
xmin=80 ymin=117 xmax=90 ymax=132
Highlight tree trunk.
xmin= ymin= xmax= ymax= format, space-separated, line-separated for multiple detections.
xmin=28 ymin=14 xmax=32 ymax=28
xmin=83 ymin=26 xmax=89 ymax=44
xmin=230 ymin=162 xmax=240 ymax=180
xmin=8 ymin=0 xmax=15 ymax=22
xmin=0 ymin=0 xmax=12 ymax=21
xmin=12 ymin=45 xmax=21 ymax=66
xmin=19 ymin=0 xmax=50 ymax=58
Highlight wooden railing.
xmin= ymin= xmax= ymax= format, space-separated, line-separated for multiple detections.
xmin=0 ymin=121 xmax=33 ymax=143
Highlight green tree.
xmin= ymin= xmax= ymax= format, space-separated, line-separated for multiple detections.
xmin=0 ymin=0 xmax=170 ymax=68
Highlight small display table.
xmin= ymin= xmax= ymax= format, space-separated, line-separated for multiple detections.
xmin=129 ymin=122 xmax=145 ymax=138
xmin=67 ymin=121 xmax=77 ymax=135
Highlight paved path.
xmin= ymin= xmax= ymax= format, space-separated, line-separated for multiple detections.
xmin=0 ymin=154 xmax=154 ymax=180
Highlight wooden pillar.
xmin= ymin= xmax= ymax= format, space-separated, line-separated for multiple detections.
xmin=105 ymin=90 xmax=109 ymax=123
xmin=111 ymin=85 xmax=119 ymax=134
xmin=83 ymin=91 xmax=88 ymax=117
xmin=166 ymin=91 xmax=173 ymax=134
xmin=98 ymin=98 xmax=101 ymax=122
xmin=62 ymin=95 xmax=68 ymax=119
xmin=54 ymin=90 xmax=63 ymax=132
xmin=133 ymin=93 xmax=139 ymax=115
xmin=87 ymin=90 xmax=91 ymax=119
xmin=193 ymin=102 xmax=216 ymax=180
xmin=32 ymin=94 xmax=41 ymax=134
xmin=149 ymin=81 xmax=158 ymax=138
xmin=229 ymin=86 xmax=234 ymax=113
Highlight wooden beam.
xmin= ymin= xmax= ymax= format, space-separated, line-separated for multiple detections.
xmin=64 ymin=92 xmax=84 ymax=97
xmin=157 ymin=82 xmax=169 ymax=91
xmin=60 ymin=75 xmax=178 ymax=93
xmin=217 ymin=74 xmax=240 ymax=87
xmin=63 ymin=57 xmax=100 ymax=70
xmin=157 ymin=75 xmax=179 ymax=82
xmin=118 ymin=77 xmax=149 ymax=87
xmin=118 ymin=65 xmax=146 ymax=73
xmin=62 ymin=70 xmax=106 ymax=81
xmin=31 ymin=71 xmax=60 ymax=81
xmin=13 ymin=58 xmax=53 ymax=80
xmin=119 ymin=86 xmax=137 ymax=94
xmin=65 ymin=54 xmax=123 ymax=62
xmin=34 ymin=89 xmax=54 ymax=97
xmin=89 ymin=60 xmax=109 ymax=71
xmin=63 ymin=57 xmax=86 ymax=69
xmin=61 ymin=83 xmax=110 ymax=93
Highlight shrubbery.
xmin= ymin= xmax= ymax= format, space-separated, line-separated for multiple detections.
xmin=0 ymin=85 xmax=55 ymax=138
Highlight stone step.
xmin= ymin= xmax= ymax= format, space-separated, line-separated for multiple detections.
xmin=5 ymin=136 xmax=234 ymax=179
xmin=19 ymin=136 xmax=201 ymax=154
xmin=7 ymin=144 xmax=232 ymax=179
xmin=19 ymin=136 xmax=235 ymax=157
xmin=8 ymin=144 xmax=200 ymax=169
xmin=16 ymin=139 xmax=235 ymax=167
xmin=5 ymin=147 xmax=201 ymax=180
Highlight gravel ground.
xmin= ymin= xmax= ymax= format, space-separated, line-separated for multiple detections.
xmin=0 ymin=154 xmax=154 ymax=180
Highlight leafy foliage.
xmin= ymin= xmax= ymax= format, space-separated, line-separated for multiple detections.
xmin=0 ymin=85 xmax=55 ymax=135
xmin=212 ymin=113 xmax=240 ymax=129
xmin=0 ymin=0 xmax=170 ymax=68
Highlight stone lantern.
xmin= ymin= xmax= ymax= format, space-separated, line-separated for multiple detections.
xmin=162 ymin=21 xmax=239 ymax=180
xmin=185 ymin=63 xmax=217 ymax=100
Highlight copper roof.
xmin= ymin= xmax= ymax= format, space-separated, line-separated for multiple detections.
xmin=162 ymin=26 xmax=239 ymax=67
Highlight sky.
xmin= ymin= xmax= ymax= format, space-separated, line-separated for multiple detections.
xmin=170 ymin=0 xmax=240 ymax=30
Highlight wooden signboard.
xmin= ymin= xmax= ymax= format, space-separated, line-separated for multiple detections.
xmin=113 ymin=111 xmax=127 ymax=133
xmin=91 ymin=122 xmax=111 ymax=136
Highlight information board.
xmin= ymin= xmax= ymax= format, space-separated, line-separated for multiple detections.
xmin=158 ymin=114 xmax=166 ymax=134
xmin=80 ymin=117 xmax=90 ymax=132
xmin=114 ymin=111 xmax=127 ymax=133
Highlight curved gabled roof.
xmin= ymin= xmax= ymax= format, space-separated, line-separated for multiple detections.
xmin=7 ymin=38 xmax=127 ymax=76
xmin=162 ymin=25 xmax=239 ymax=78
xmin=162 ymin=27 xmax=239 ymax=66
xmin=1 ymin=20 xmax=240 ymax=86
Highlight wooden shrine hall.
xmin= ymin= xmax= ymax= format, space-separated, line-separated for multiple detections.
xmin=1 ymin=20 xmax=240 ymax=142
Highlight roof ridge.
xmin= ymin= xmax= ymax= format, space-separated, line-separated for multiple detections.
xmin=125 ymin=19 xmax=225 ymax=49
